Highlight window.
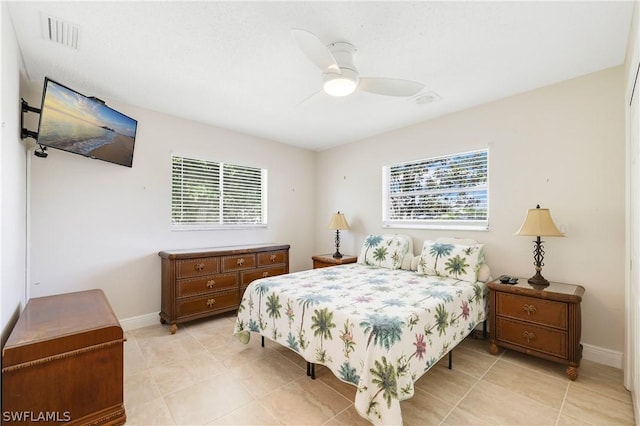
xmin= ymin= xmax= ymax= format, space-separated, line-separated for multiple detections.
xmin=382 ymin=149 xmax=488 ymax=230
xmin=171 ymin=155 xmax=267 ymax=229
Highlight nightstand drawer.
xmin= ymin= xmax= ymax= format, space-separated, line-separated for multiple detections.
xmin=496 ymin=292 xmax=567 ymax=329
xmin=496 ymin=317 xmax=567 ymax=358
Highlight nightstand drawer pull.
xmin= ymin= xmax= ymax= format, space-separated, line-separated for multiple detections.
xmin=523 ymin=330 xmax=536 ymax=343
xmin=262 ymin=272 xmax=269 ymax=278
xmin=237 ymin=258 xmax=245 ymax=266
xmin=206 ymin=279 xmax=216 ymax=289
xmin=269 ymin=254 xmax=276 ymax=262
xmin=194 ymin=262 xmax=205 ymax=272
xmin=206 ymin=298 xmax=216 ymax=308
xmin=522 ymin=304 xmax=537 ymax=315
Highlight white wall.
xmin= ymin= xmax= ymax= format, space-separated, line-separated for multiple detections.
xmin=25 ymin=83 xmax=317 ymax=322
xmin=316 ymin=66 xmax=626 ymax=354
xmin=1 ymin=1 xmax=28 ymax=343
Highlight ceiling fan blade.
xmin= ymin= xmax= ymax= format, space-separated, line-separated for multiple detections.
xmin=291 ymin=28 xmax=340 ymax=73
xmin=359 ymin=78 xmax=425 ymax=97
xmin=296 ymin=89 xmax=325 ymax=106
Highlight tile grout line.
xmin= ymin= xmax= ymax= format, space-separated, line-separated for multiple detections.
xmin=438 ymin=348 xmax=504 ymax=425
xmin=255 ymin=398 xmax=285 ymax=426
xmin=144 ymin=350 xmax=179 ymax=425
xmin=555 ymin=380 xmax=571 ymax=426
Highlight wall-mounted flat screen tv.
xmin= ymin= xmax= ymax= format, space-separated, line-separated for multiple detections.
xmin=36 ymin=77 xmax=137 ymax=167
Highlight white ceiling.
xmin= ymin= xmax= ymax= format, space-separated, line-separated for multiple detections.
xmin=7 ymin=1 xmax=635 ymax=151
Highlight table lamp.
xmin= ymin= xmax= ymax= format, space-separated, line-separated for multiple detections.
xmin=515 ymin=204 xmax=564 ymax=286
xmin=328 ymin=211 xmax=350 ymax=259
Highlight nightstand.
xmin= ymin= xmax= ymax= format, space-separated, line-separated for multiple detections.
xmin=312 ymin=254 xmax=358 ymax=269
xmin=488 ymin=277 xmax=585 ymax=380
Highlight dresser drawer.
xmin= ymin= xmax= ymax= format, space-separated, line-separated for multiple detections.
xmin=258 ymin=250 xmax=288 ymax=266
xmin=176 ymin=273 xmax=238 ymax=298
xmin=176 ymin=257 xmax=220 ymax=278
xmin=496 ymin=292 xmax=568 ymax=329
xmin=241 ymin=266 xmax=288 ymax=286
xmin=222 ymin=254 xmax=257 ymax=271
xmin=496 ymin=317 xmax=567 ymax=358
xmin=176 ymin=290 xmax=238 ymax=318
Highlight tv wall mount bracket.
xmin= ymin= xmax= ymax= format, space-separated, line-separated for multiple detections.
xmin=20 ymin=98 xmax=48 ymax=158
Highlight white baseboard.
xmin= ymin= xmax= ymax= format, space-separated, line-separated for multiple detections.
xmin=119 ymin=312 xmax=159 ymax=332
xmin=582 ymin=343 xmax=623 ymax=369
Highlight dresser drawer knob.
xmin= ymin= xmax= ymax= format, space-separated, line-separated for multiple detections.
xmin=262 ymin=272 xmax=269 ymax=278
xmin=269 ymin=254 xmax=276 ymax=262
xmin=206 ymin=280 xmax=216 ymax=289
xmin=206 ymin=298 xmax=216 ymax=308
xmin=522 ymin=304 xmax=537 ymax=315
xmin=195 ymin=263 xmax=205 ymax=271
xmin=523 ymin=330 xmax=536 ymax=343
xmin=237 ymin=258 xmax=245 ymax=266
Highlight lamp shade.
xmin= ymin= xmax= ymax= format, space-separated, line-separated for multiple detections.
xmin=328 ymin=212 xmax=350 ymax=230
xmin=515 ymin=205 xmax=564 ymax=237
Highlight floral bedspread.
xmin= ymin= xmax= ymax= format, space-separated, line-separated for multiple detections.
xmin=233 ymin=263 xmax=488 ymax=425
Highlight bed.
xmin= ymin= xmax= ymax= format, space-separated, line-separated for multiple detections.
xmin=233 ymin=235 xmax=489 ymax=425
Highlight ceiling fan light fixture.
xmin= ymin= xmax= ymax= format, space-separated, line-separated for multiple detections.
xmin=323 ymin=69 xmax=359 ymax=97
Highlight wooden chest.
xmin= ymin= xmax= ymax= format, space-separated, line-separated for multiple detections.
xmin=488 ymin=278 xmax=584 ymax=380
xmin=2 ymin=289 xmax=125 ymax=425
xmin=159 ymin=243 xmax=290 ymax=334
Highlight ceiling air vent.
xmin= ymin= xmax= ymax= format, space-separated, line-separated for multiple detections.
xmin=40 ymin=13 xmax=79 ymax=49
xmin=413 ymin=91 xmax=441 ymax=105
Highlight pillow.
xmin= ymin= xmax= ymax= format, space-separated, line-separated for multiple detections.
xmin=358 ymin=234 xmax=413 ymax=269
xmin=417 ymin=240 xmax=485 ymax=282
xmin=401 ymin=253 xmax=413 ymax=270
xmin=410 ymin=255 xmax=421 ymax=271
xmin=477 ymin=263 xmax=491 ymax=282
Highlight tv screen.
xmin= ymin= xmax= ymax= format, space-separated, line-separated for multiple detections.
xmin=36 ymin=78 xmax=137 ymax=167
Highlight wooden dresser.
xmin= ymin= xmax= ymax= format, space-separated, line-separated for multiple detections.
xmin=158 ymin=243 xmax=290 ymax=334
xmin=2 ymin=289 xmax=125 ymax=425
xmin=488 ymin=277 xmax=585 ymax=380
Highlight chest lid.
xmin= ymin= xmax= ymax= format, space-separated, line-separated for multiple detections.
xmin=2 ymin=289 xmax=124 ymax=369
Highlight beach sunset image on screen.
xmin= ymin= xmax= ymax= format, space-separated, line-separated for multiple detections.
xmin=37 ymin=79 xmax=137 ymax=167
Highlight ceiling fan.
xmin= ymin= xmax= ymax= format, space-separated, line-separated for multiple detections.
xmin=291 ymin=28 xmax=425 ymax=99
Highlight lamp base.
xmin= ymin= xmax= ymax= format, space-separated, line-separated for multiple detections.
xmin=333 ymin=229 xmax=343 ymax=259
xmin=527 ymin=271 xmax=550 ymax=287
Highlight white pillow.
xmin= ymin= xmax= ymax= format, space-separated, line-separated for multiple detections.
xmin=417 ymin=240 xmax=485 ymax=282
xmin=477 ymin=263 xmax=492 ymax=282
xmin=410 ymin=255 xmax=421 ymax=271
xmin=358 ymin=234 xmax=413 ymax=269
xmin=401 ymin=253 xmax=414 ymax=270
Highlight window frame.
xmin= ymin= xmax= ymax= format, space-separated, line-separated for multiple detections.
xmin=382 ymin=148 xmax=489 ymax=231
xmin=171 ymin=154 xmax=268 ymax=231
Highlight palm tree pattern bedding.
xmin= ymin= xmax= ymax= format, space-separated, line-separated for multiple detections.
xmin=234 ymin=263 xmax=488 ymax=425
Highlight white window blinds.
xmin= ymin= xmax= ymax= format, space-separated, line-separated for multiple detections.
xmin=382 ymin=149 xmax=489 ymax=230
xmin=172 ymin=155 xmax=267 ymax=229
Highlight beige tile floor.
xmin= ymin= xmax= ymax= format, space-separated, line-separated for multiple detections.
xmin=123 ymin=312 xmax=635 ymax=425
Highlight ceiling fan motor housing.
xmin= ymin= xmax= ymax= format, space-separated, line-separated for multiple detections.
xmin=323 ymin=42 xmax=359 ymax=96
